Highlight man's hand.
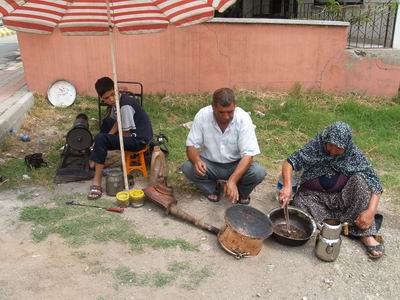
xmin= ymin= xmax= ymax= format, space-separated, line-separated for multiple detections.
xmin=186 ymin=146 xmax=207 ymax=177
xmin=224 ymin=180 xmax=239 ymax=203
xmin=224 ymin=155 xmax=252 ymax=203
xmin=354 ymin=209 xmax=375 ymax=230
xmin=279 ymin=185 xmax=292 ymax=208
xmin=193 ymin=160 xmax=207 ymax=177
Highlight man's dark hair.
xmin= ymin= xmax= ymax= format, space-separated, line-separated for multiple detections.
xmin=212 ymin=88 xmax=235 ymax=106
xmin=95 ymin=77 xmax=114 ymax=97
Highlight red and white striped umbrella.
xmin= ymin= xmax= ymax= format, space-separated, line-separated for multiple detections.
xmin=0 ymin=0 xmax=236 ymax=190
xmin=0 ymin=0 xmax=235 ymax=35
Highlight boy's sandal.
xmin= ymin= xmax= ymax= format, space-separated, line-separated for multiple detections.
xmin=87 ymin=185 xmax=102 ymax=200
xmin=366 ymin=243 xmax=385 ymax=259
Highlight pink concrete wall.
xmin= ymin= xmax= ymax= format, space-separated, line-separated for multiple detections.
xmin=17 ymin=21 xmax=400 ymax=97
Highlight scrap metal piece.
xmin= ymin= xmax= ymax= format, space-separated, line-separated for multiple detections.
xmin=144 ymin=183 xmax=219 ymax=235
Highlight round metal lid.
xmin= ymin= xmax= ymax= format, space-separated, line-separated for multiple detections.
xmin=225 ymin=205 xmax=273 ymax=239
xmin=66 ymin=128 xmax=93 ymax=151
xmin=47 ymin=80 xmax=76 ymax=107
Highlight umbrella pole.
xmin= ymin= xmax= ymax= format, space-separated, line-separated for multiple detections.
xmin=107 ymin=0 xmax=129 ymax=190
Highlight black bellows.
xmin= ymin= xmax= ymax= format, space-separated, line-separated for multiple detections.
xmin=66 ymin=113 xmax=93 ymax=151
xmin=55 ymin=113 xmax=94 ymax=183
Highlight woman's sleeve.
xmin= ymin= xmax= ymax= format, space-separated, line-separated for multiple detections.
xmin=287 ymin=138 xmax=321 ymax=171
xmin=351 ymin=147 xmax=383 ymax=194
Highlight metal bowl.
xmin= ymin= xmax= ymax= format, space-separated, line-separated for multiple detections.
xmin=47 ymin=79 xmax=76 ymax=107
xmin=268 ymin=206 xmax=316 ymax=246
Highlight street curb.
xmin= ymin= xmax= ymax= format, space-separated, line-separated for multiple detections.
xmin=0 ymin=27 xmax=15 ymax=37
xmin=0 ymin=87 xmax=34 ymax=142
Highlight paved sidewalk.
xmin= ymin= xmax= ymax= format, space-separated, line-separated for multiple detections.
xmin=0 ymin=67 xmax=25 ymax=102
xmin=0 ymin=66 xmax=34 ymax=142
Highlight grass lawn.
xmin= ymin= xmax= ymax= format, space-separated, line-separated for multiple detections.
xmin=19 ymin=193 xmax=198 ymax=251
xmin=1 ymin=88 xmax=399 ymax=198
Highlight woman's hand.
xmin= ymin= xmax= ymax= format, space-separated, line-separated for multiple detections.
xmin=354 ymin=209 xmax=375 ymax=230
xmin=279 ymin=161 xmax=295 ymax=208
xmin=279 ymin=185 xmax=292 ymax=208
xmin=224 ymin=180 xmax=239 ymax=203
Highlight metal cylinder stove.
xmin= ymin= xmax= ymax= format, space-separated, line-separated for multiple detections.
xmin=315 ymin=218 xmax=343 ymax=262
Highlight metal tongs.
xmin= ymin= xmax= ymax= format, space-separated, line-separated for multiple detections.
xmin=284 ymin=204 xmax=291 ymax=234
xmin=65 ymin=201 xmax=124 ymax=213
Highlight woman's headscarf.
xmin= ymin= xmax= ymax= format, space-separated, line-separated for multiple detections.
xmin=287 ymin=121 xmax=382 ymax=194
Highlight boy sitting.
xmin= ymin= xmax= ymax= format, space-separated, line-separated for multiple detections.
xmin=88 ymin=77 xmax=153 ymax=200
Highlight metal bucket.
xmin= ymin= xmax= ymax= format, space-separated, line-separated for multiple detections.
xmin=106 ymin=169 xmax=123 ymax=196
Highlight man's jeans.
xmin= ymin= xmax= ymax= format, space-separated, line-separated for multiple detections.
xmin=181 ymin=157 xmax=266 ymax=199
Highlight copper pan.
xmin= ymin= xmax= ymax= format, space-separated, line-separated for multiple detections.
xmin=218 ymin=205 xmax=273 ymax=258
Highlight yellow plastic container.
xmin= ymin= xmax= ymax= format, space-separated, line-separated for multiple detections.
xmin=129 ymin=189 xmax=145 ymax=208
xmin=116 ymin=191 xmax=130 ymax=208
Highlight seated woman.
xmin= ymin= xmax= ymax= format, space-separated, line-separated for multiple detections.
xmin=279 ymin=121 xmax=384 ymax=259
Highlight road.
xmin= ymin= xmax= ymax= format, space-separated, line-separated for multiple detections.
xmin=0 ymin=34 xmax=21 ymax=70
xmin=0 ymin=34 xmax=25 ymax=103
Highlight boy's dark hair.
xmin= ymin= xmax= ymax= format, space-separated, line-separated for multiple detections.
xmin=95 ymin=77 xmax=114 ymax=97
xmin=212 ymin=88 xmax=235 ymax=107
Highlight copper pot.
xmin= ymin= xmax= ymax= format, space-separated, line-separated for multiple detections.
xmin=218 ymin=205 xmax=273 ymax=258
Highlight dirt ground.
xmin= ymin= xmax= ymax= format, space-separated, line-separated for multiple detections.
xmin=0 ymin=172 xmax=399 ymax=300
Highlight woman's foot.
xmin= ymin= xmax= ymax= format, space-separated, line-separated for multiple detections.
xmin=360 ymin=236 xmax=384 ymax=259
